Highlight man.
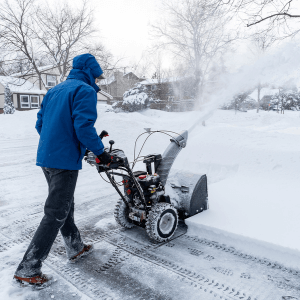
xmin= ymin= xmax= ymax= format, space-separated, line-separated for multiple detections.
xmin=14 ymin=53 xmax=111 ymax=286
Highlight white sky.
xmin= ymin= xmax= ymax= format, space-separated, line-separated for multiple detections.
xmin=88 ymin=0 xmax=161 ymax=66
xmin=77 ymin=0 xmax=300 ymax=74
xmin=33 ymin=0 xmax=162 ymax=70
xmin=10 ymin=0 xmax=300 ymax=75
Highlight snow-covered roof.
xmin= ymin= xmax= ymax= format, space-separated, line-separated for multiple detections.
xmin=11 ymin=65 xmax=56 ymax=77
xmin=99 ymin=71 xmax=140 ymax=86
xmin=99 ymin=90 xmax=113 ymax=100
xmin=123 ymin=71 xmax=133 ymax=76
xmin=99 ymin=74 xmax=115 ymax=85
xmin=0 ymin=76 xmax=46 ymax=94
xmin=249 ymin=87 xmax=279 ymax=100
xmin=123 ymin=71 xmax=139 ymax=78
xmin=140 ymin=77 xmax=181 ymax=85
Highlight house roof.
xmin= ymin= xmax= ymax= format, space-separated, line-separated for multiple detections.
xmin=99 ymin=71 xmax=141 ymax=86
xmin=11 ymin=65 xmax=56 ymax=77
xmin=99 ymin=74 xmax=115 ymax=85
xmin=249 ymin=87 xmax=279 ymax=100
xmin=0 ymin=76 xmax=47 ymax=94
xmin=139 ymin=77 xmax=181 ymax=85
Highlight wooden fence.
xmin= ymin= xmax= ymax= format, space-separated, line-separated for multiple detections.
xmin=150 ymin=99 xmax=195 ymax=112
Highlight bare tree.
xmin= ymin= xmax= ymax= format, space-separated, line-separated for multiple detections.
xmin=129 ymin=53 xmax=153 ymax=79
xmin=249 ymin=31 xmax=277 ymax=112
xmin=149 ymin=53 xmax=171 ymax=102
xmin=0 ymin=0 xmax=114 ymax=88
xmin=34 ymin=1 xmax=98 ymax=82
xmin=86 ymin=42 xmax=114 ymax=73
xmin=220 ymin=0 xmax=300 ymax=37
xmin=151 ymin=0 xmax=237 ymax=102
xmin=0 ymin=0 xmax=46 ymax=88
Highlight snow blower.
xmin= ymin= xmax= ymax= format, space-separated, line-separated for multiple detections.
xmin=85 ymin=129 xmax=208 ymax=242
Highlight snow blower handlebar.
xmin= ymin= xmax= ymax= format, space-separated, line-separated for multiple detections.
xmin=84 ymin=144 xmax=146 ymax=208
xmin=84 ymin=130 xmax=109 ymax=157
xmin=84 ymin=130 xmax=190 ymax=211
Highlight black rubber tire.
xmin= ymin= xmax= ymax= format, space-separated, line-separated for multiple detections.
xmin=146 ymin=203 xmax=178 ymax=242
xmin=114 ymin=199 xmax=134 ymax=229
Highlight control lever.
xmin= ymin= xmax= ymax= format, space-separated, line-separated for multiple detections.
xmin=84 ymin=130 xmax=109 ymax=158
xmin=109 ymin=140 xmax=115 ymax=152
xmin=99 ymin=130 xmax=109 ymax=140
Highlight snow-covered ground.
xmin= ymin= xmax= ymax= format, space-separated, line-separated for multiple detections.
xmin=183 ymin=109 xmax=300 ymax=268
xmin=1 ymin=104 xmax=300 ymax=299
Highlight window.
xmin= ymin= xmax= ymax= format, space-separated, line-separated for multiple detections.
xmin=46 ymin=75 xmax=56 ymax=87
xmin=20 ymin=95 xmax=40 ymax=109
xmin=30 ymin=95 xmax=39 ymax=108
xmin=151 ymin=85 xmax=157 ymax=91
xmin=20 ymin=95 xmax=30 ymax=108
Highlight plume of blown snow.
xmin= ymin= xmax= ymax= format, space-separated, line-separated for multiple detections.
xmin=189 ymin=40 xmax=300 ymax=133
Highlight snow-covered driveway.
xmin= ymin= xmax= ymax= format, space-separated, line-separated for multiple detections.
xmin=0 ymin=105 xmax=300 ymax=299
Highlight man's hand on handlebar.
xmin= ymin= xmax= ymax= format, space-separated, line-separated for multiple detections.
xmin=96 ymin=151 xmax=112 ymax=165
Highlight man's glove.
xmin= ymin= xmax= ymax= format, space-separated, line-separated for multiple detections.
xmin=96 ymin=151 xmax=111 ymax=165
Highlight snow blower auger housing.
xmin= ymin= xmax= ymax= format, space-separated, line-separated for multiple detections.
xmin=85 ymin=130 xmax=208 ymax=242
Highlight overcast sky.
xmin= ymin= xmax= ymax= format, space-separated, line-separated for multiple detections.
xmin=88 ymin=0 xmax=160 ymax=66
xmin=31 ymin=0 xmax=300 ymax=74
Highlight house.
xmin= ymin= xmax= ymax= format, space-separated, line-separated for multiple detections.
xmin=0 ymin=76 xmax=46 ymax=113
xmin=1 ymin=65 xmax=113 ymax=113
xmin=248 ymin=87 xmax=280 ymax=110
xmin=99 ymin=70 xmax=142 ymax=100
xmin=140 ymin=78 xmax=173 ymax=98
xmin=11 ymin=65 xmax=63 ymax=92
xmin=139 ymin=77 xmax=195 ymax=111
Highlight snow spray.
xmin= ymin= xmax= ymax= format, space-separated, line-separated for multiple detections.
xmin=187 ymin=40 xmax=300 ymax=133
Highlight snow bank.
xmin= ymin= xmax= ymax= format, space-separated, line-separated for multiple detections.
xmin=182 ymin=109 xmax=300 ymax=267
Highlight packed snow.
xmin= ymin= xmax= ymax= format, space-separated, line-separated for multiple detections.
xmin=1 ymin=104 xmax=300 ymax=299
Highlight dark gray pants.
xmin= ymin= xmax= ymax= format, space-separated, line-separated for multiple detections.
xmin=15 ymin=167 xmax=84 ymax=277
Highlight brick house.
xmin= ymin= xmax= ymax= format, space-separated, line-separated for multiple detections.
xmin=99 ymin=71 xmax=143 ymax=100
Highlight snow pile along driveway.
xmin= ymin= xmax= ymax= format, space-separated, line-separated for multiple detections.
xmin=182 ymin=110 xmax=300 ymax=268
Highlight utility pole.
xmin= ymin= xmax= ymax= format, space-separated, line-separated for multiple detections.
xmin=257 ymin=82 xmax=261 ymax=113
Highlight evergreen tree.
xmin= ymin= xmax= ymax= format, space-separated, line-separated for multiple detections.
xmin=3 ymin=84 xmax=15 ymax=114
xmin=222 ymin=92 xmax=256 ymax=111
xmin=270 ymin=90 xmax=300 ymax=111
xmin=113 ymin=83 xmax=153 ymax=112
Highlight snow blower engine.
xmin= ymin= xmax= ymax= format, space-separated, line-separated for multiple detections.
xmin=85 ymin=129 xmax=208 ymax=242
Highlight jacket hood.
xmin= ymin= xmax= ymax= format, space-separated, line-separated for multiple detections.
xmin=67 ymin=54 xmax=103 ymax=92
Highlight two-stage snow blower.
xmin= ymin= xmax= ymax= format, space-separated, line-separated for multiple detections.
xmin=85 ymin=129 xmax=208 ymax=242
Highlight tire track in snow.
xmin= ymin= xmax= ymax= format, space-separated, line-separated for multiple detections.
xmin=182 ymin=235 xmax=300 ymax=279
xmin=1 ymin=195 xmax=299 ymax=299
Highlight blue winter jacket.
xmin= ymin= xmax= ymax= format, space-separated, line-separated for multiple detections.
xmin=35 ymin=54 xmax=105 ymax=170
